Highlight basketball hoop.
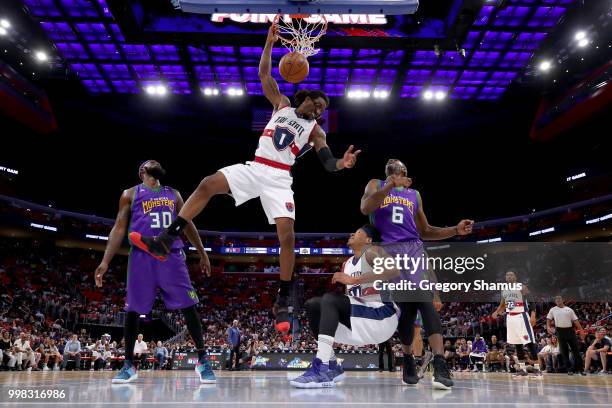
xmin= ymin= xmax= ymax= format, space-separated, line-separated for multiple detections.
xmin=274 ymin=14 xmax=328 ymax=58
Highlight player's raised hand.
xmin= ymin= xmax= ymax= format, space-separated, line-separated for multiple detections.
xmin=267 ymin=21 xmax=280 ymax=44
xmin=456 ymin=219 xmax=474 ymax=235
xmin=94 ymin=261 xmax=108 ymax=288
xmin=199 ymin=252 xmax=211 ymax=277
xmin=342 ymin=145 xmax=361 ymax=169
xmin=492 ymin=311 xmax=499 ymax=319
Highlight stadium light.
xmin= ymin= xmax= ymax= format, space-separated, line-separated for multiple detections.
xmin=203 ymin=87 xmax=219 ymax=96
xmin=434 ymin=90 xmax=446 ymax=101
xmin=423 ymin=90 xmax=433 ymax=100
xmin=0 ymin=27 xmax=6 ymax=36
xmin=574 ymin=31 xmax=586 ymax=41
xmin=373 ymin=90 xmax=389 ymax=99
xmin=34 ymin=51 xmax=48 ymax=62
xmin=538 ymin=60 xmax=552 ymax=72
xmin=228 ymin=87 xmax=243 ymax=96
xmin=145 ymin=84 xmax=167 ymax=97
xmin=577 ymin=38 xmax=589 ymax=48
xmin=0 ymin=19 xmax=10 ymax=29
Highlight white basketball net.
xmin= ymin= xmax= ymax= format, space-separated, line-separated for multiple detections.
xmin=274 ymin=15 xmax=328 ymax=57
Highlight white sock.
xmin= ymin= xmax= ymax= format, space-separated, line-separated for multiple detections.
xmin=316 ymin=335 xmax=334 ymax=364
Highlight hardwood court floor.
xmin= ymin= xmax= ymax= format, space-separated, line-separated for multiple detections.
xmin=1 ymin=370 xmax=610 ymax=407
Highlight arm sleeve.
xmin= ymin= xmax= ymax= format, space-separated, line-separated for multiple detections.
xmin=546 ymin=309 xmax=554 ymax=320
xmin=317 ymin=146 xmax=339 ymax=173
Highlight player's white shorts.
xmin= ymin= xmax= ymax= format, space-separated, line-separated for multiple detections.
xmin=219 ymin=160 xmax=294 ymax=224
xmin=334 ymin=297 xmax=399 ymax=346
xmin=506 ymin=312 xmax=535 ymax=345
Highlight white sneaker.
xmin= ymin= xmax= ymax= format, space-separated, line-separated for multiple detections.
xmin=54 ymin=365 xmax=60 ymax=371
xmin=43 ymin=366 xmax=50 ymax=371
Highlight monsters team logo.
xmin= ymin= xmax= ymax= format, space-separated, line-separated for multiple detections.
xmin=286 ymin=202 xmax=295 ymax=212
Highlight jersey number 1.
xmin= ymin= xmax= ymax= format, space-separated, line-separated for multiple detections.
xmin=150 ymin=212 xmax=172 ymax=229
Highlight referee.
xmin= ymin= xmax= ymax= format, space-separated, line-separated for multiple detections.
xmin=546 ymin=296 xmax=585 ymax=376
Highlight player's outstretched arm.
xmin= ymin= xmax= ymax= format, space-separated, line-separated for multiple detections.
xmin=95 ymin=188 xmax=132 ymax=287
xmin=259 ymin=23 xmax=290 ymax=110
xmin=311 ymin=126 xmax=360 ymax=173
xmin=415 ymin=191 xmax=474 ymax=240
xmin=174 ymin=190 xmax=211 ymax=277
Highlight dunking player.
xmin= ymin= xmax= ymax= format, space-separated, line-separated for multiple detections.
xmin=290 ymin=224 xmax=401 ymax=388
xmin=491 ymin=270 xmax=540 ymax=377
xmin=360 ymin=159 xmax=474 ymax=390
xmin=129 ymin=24 xmax=360 ymax=332
xmin=94 ymin=160 xmax=216 ymax=384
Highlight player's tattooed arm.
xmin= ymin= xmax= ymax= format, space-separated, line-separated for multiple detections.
xmin=259 ymin=23 xmax=291 ymax=111
xmin=415 ymin=191 xmax=474 ymax=240
xmin=95 ymin=188 xmax=133 ymax=287
xmin=175 ymin=190 xmax=211 ymax=277
xmin=360 ymin=179 xmax=394 ymax=215
xmin=311 ymin=126 xmax=361 ymax=172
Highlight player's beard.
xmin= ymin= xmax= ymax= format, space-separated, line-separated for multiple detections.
xmin=145 ymin=166 xmax=166 ymax=180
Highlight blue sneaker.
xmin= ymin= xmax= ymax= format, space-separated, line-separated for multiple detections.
xmin=328 ymin=360 xmax=346 ymax=383
xmin=196 ymin=357 xmax=216 ymax=384
xmin=290 ymin=358 xmax=334 ymax=388
xmin=112 ymin=362 xmax=138 ymax=384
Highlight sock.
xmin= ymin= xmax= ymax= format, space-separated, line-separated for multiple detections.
xmin=316 ymin=335 xmax=334 ymax=364
xmin=123 ymin=312 xmax=139 ymax=364
xmin=279 ymin=279 xmax=292 ymax=298
xmin=167 ymin=216 xmax=188 ymax=236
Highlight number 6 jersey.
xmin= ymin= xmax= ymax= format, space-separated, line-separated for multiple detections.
xmin=129 ymin=184 xmax=183 ymax=250
xmin=370 ymin=180 xmax=420 ymax=242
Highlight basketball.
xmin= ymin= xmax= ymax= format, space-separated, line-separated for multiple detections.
xmin=279 ymin=51 xmax=309 ymax=83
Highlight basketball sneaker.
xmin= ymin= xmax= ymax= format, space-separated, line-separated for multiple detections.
xmin=195 ymin=356 xmax=216 ymax=384
xmin=128 ymin=231 xmax=172 ymax=261
xmin=273 ymin=293 xmax=290 ymax=332
xmin=432 ymin=355 xmax=454 ymax=390
xmin=112 ymin=362 xmax=138 ymax=384
xmin=402 ymin=355 xmax=419 ymax=386
xmin=328 ymin=360 xmax=346 ymax=383
xmin=290 ymin=358 xmax=334 ymax=388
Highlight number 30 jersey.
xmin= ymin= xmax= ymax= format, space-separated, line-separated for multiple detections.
xmin=370 ymin=180 xmax=420 ymax=242
xmin=129 ymin=184 xmax=183 ymax=250
xmin=255 ymin=106 xmax=318 ymax=168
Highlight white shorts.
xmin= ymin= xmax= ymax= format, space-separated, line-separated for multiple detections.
xmin=334 ymin=297 xmax=399 ymax=346
xmin=219 ymin=161 xmax=295 ymax=224
xmin=506 ymin=312 xmax=535 ymax=345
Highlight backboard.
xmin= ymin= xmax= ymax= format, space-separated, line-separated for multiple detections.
xmin=173 ymin=0 xmax=419 ymax=15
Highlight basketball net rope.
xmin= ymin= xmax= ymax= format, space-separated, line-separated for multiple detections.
xmin=276 ymin=15 xmax=327 ymax=57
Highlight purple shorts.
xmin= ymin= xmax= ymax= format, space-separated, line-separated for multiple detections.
xmin=125 ymin=248 xmax=198 ymax=314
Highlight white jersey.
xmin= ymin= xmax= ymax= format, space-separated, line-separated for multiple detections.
xmin=342 ymin=251 xmax=381 ymax=302
xmin=501 ymin=289 xmax=527 ymax=313
xmin=255 ymin=106 xmax=318 ymax=168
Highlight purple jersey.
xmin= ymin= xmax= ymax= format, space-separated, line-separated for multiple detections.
xmin=370 ymin=180 xmax=420 ymax=243
xmin=129 ymin=184 xmax=183 ymax=250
